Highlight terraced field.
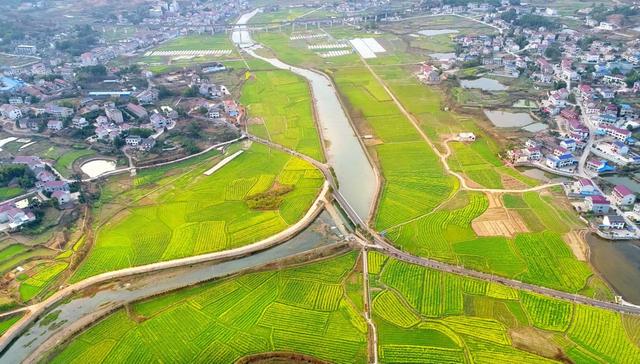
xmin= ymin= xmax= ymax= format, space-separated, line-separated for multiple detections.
xmin=51 ymin=253 xmax=367 ymax=363
xmin=71 ymin=144 xmax=323 ymax=281
xmin=371 ymin=253 xmax=640 ymax=364
xmin=241 ymin=70 xmax=324 ymax=161
xmin=387 ymin=190 xmax=600 ymax=293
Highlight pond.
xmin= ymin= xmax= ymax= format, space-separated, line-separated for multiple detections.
xmin=418 ymin=29 xmax=459 ymax=36
xmin=460 ymin=77 xmax=508 ymax=91
xmin=521 ymin=122 xmax=548 ymax=133
xmin=80 ymin=159 xmax=117 ymax=178
xmin=587 ymin=234 xmax=640 ymax=305
xmin=602 ymin=176 xmax=640 ymax=193
xmin=429 ymin=52 xmax=456 ymax=61
xmin=483 ymin=110 xmax=534 ymax=128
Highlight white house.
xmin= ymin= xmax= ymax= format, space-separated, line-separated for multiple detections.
xmin=0 ymin=104 xmax=22 ymax=120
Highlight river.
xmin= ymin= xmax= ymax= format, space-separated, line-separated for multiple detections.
xmin=233 ymin=9 xmax=378 ymax=220
xmin=1 ymin=211 xmax=342 ymax=362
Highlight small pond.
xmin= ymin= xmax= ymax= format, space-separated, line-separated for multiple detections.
xmin=418 ymin=29 xmax=459 ymax=36
xmin=460 ymin=77 xmax=508 ymax=91
xmin=80 ymin=159 xmax=117 ymax=178
xmin=429 ymin=52 xmax=456 ymax=61
xmin=484 ymin=110 xmax=534 ymax=128
xmin=521 ymin=122 xmax=548 ymax=133
xmin=602 ymin=176 xmax=640 ymax=193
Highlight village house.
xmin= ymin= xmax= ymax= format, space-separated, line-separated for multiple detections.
xmin=150 ymin=113 xmax=168 ymax=129
xmin=39 ymin=180 xmax=69 ymax=193
xmin=12 ymin=156 xmax=46 ymax=173
xmin=72 ymin=116 xmax=88 ymax=129
xmin=52 ymin=190 xmax=73 ymax=205
xmin=420 ymin=64 xmax=441 ymax=84
xmin=126 ymin=103 xmax=148 ymax=119
xmin=46 ymin=119 xmax=64 ymax=131
xmin=598 ymin=124 xmax=631 ymax=142
xmin=611 ymin=184 xmax=636 ymax=207
xmin=105 ymin=107 xmax=124 ymax=124
xmin=139 ymin=137 xmax=156 ymax=151
xmin=0 ymin=203 xmax=35 ymax=231
xmin=585 ymin=195 xmax=610 ymax=214
xmin=46 ymin=104 xmax=73 ymax=118
xmin=0 ymin=104 xmax=23 ymax=120
xmin=545 ymin=152 xmax=576 ymax=169
xmin=135 ymin=89 xmax=159 ymax=104
xmin=602 ymin=214 xmax=626 ymax=230
xmin=125 ymin=135 xmax=142 ymax=146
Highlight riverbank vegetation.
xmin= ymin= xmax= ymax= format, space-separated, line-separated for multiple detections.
xmin=71 ymin=143 xmax=323 ymax=281
xmin=241 ymin=70 xmax=324 ymax=161
xmin=50 ymin=253 xmax=367 ymax=363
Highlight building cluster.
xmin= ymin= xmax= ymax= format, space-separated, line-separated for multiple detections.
xmin=10 ymin=156 xmax=75 ymax=205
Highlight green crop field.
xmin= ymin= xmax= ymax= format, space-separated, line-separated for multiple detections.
xmin=54 ymin=149 xmax=96 ymax=178
xmin=51 ymin=253 xmax=367 ymax=363
xmin=0 ymin=187 xmax=24 ymax=200
xmin=154 ymin=35 xmax=236 ymax=52
xmin=372 ymin=255 xmax=640 ymax=364
xmin=386 ymin=191 xmax=599 ymax=293
xmin=241 ymin=70 xmax=324 ymax=161
xmin=19 ymin=261 xmax=69 ymax=302
xmin=330 ymin=65 xmax=457 ymax=230
xmin=71 ymin=144 xmax=324 ymax=281
xmin=0 ymin=313 xmax=24 ymax=335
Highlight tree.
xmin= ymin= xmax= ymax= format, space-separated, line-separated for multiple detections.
xmin=545 ymin=44 xmax=563 ymax=62
xmin=501 ymin=9 xmax=518 ymax=23
xmin=554 ymin=80 xmax=567 ymax=90
xmin=113 ymin=136 xmax=125 ymax=149
xmin=183 ymin=85 xmax=199 ymax=97
xmin=186 ymin=121 xmax=202 ymax=139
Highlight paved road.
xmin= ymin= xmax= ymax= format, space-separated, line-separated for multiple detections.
xmin=369 ymin=237 xmax=640 ymax=315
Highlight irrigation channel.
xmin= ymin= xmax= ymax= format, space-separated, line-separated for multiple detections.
xmin=234 ymin=9 xmax=379 ymax=221
xmin=1 ymin=212 xmax=344 ymax=362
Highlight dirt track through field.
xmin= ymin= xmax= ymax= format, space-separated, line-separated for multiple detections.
xmin=472 ymin=193 xmax=528 ymax=237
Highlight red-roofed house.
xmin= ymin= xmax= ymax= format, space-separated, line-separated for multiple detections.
xmin=611 ymin=185 xmax=636 ymax=206
xmin=585 ymin=195 xmax=610 ymax=214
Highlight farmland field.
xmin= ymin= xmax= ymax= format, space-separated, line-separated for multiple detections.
xmin=137 ymin=34 xmax=240 ymax=73
xmin=372 ymin=255 xmax=640 ymax=364
xmin=386 ymin=191 xmax=601 ymax=293
xmin=50 ymin=253 xmax=367 ymax=363
xmin=71 ymin=143 xmax=324 ymax=281
xmin=241 ymin=70 xmax=324 ymax=161
xmin=330 ymin=65 xmax=457 ymax=230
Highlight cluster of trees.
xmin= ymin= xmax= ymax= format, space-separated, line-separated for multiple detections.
xmin=245 ymin=185 xmax=294 ymax=210
xmin=55 ymin=25 xmax=98 ymax=56
xmin=590 ymin=5 xmax=639 ymax=23
xmin=76 ymin=65 xmax=108 ymax=83
xmin=0 ymin=165 xmax=36 ymax=189
xmin=515 ymin=14 xmax=560 ymax=30
xmin=544 ymin=43 xmax=563 ymax=62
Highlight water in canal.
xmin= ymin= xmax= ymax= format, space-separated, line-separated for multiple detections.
xmin=1 ymin=212 xmax=343 ymax=362
xmin=233 ymin=11 xmax=378 ymax=220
